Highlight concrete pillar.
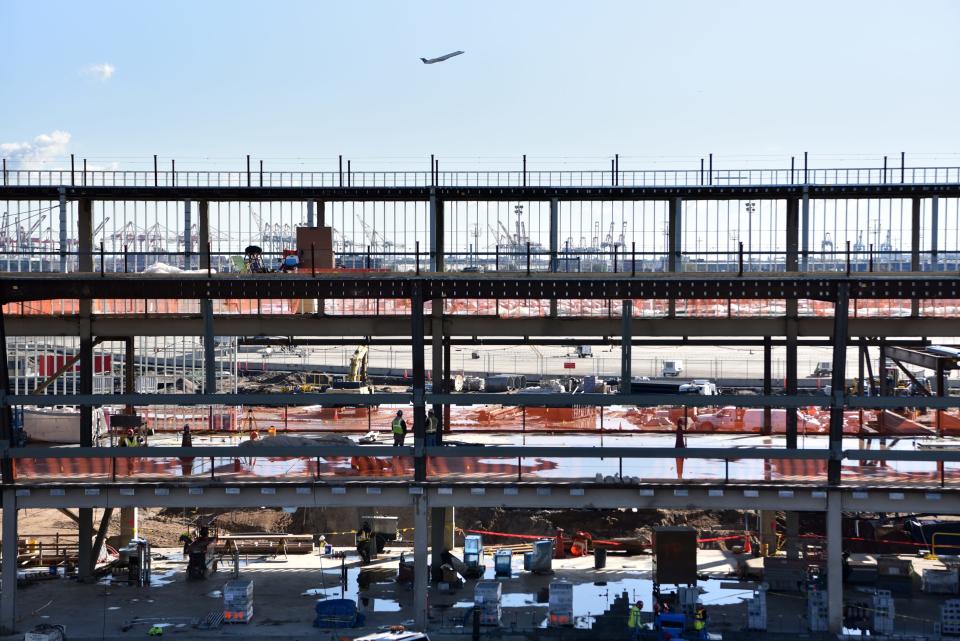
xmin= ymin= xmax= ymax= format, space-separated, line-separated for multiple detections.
xmin=621 ymin=300 xmax=632 ymax=394
xmin=826 ymin=491 xmax=843 ymax=633
xmin=759 ymin=510 xmax=777 ymax=557
xmin=413 ymin=496 xmax=429 ymax=629
xmin=785 ymin=513 xmax=800 ymax=560
xmin=1 ymin=489 xmax=17 ymax=633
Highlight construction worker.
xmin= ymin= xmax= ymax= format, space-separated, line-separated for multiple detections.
xmin=627 ymin=600 xmax=643 ymax=639
xmin=118 ymin=428 xmax=140 ymax=476
xmin=179 ymin=424 xmax=194 ymax=477
xmin=356 ymin=521 xmax=372 ymax=564
xmin=694 ymin=605 xmax=707 ymax=640
xmin=425 ymin=409 xmax=439 ymax=447
xmin=391 ymin=410 xmax=407 ymax=447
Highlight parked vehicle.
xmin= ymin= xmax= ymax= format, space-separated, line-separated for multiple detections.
xmin=575 ymin=345 xmax=593 ymax=358
xmin=692 ymin=407 xmax=824 ymax=433
xmin=662 ymin=360 xmax=684 ymax=377
xmin=812 ymin=361 xmax=832 ymax=377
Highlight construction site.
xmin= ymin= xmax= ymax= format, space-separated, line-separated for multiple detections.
xmin=4 ymin=159 xmax=960 ymax=641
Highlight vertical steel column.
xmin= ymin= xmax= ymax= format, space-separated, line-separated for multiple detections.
xmin=413 ymin=495 xmax=429 ymax=629
xmin=549 ymin=198 xmax=559 ymax=317
xmin=77 ymin=198 xmax=95 ymax=580
xmin=800 ymin=186 xmax=810 ymax=271
xmin=931 ymin=196 xmax=939 ymax=267
xmin=785 ymin=197 xmax=800 ymax=448
xmin=430 ymin=283 xmax=446 ymax=576
xmin=317 ymin=201 xmax=326 ymax=228
xmin=411 ymin=283 xmax=426 ymax=481
xmin=429 ymin=193 xmax=444 ymax=272
xmin=306 ymin=200 xmax=315 ymax=228
xmin=826 ymin=490 xmax=843 ymax=633
xmin=762 ymin=337 xmax=772 ymax=436
xmin=0 ymin=489 xmax=16 ymax=633
xmin=442 ymin=339 xmax=451 ymax=435
xmin=621 ymin=301 xmax=632 ymax=394
xmin=668 ymin=198 xmax=681 ymax=317
xmin=203 ymin=299 xmax=216 ymax=393
xmin=198 ymin=201 xmax=210 ymax=271
xmin=911 ymin=197 xmax=922 ymax=315
xmin=183 ymin=200 xmax=192 ymax=269
xmin=58 ymin=187 xmax=68 ymax=272
xmin=828 ymin=284 xmax=850 ymax=485
xmin=0 ymin=307 xmax=12 ymax=484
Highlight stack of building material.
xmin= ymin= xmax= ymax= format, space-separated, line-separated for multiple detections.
xmin=762 ymin=556 xmax=810 ymax=592
xmin=877 ymin=557 xmax=915 ymax=595
xmin=548 ymin=581 xmax=573 ymax=627
xmin=296 ymin=227 xmax=334 ymax=270
xmin=223 ymin=579 xmax=254 ymax=623
xmin=745 ymin=585 xmax=767 ymax=630
xmin=474 ymin=581 xmax=502 ymax=626
xmin=494 ymin=549 xmax=513 ymax=577
xmin=807 ymin=589 xmax=828 ymax=632
xmin=527 ymin=539 xmax=554 ymax=574
xmin=923 ymin=568 xmax=959 ymax=594
xmin=872 ymin=589 xmax=895 ymax=635
xmin=939 ymin=599 xmax=960 ymax=636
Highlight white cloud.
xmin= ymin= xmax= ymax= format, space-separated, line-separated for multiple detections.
xmin=82 ymin=63 xmax=115 ymax=81
xmin=0 ymin=131 xmax=72 ymax=167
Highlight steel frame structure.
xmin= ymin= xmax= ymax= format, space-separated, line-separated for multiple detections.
xmin=2 ymin=180 xmax=960 ymax=633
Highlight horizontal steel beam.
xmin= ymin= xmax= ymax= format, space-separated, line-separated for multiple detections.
xmin=3 ymin=183 xmax=960 ymax=202
xmin=8 ymin=481 xmax=960 ymax=513
xmin=5 ymin=314 xmax=958 ymax=339
xmin=886 ymin=345 xmax=959 ymax=371
xmin=4 ymin=273 xmax=960 ymax=303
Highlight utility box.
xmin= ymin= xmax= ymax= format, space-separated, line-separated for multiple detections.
xmin=652 ymin=526 xmax=697 ymax=585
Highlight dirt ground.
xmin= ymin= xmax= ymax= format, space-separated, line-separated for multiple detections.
xmin=12 ymin=505 xmax=811 ymax=550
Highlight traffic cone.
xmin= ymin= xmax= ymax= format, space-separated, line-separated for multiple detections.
xmin=743 ymin=534 xmax=751 ymax=554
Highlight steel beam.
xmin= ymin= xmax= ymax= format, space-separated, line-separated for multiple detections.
xmin=6 ymin=182 xmax=960 ymax=202
xmin=828 ymin=284 xmax=849 ymax=484
xmin=886 ymin=345 xmax=958 ymax=371
xmin=198 ymin=201 xmax=210 ymax=271
xmin=0 ymin=489 xmax=15 ymax=634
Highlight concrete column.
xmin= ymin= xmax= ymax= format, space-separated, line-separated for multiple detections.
xmin=413 ymin=495 xmax=429 ymax=630
xmin=759 ymin=510 xmax=777 ymax=557
xmin=621 ymin=300 xmax=632 ymax=394
xmin=826 ymin=491 xmax=843 ymax=633
xmin=0 ymin=489 xmax=17 ymax=633
xmin=785 ymin=513 xmax=800 ymax=560
xmin=198 ymin=201 xmax=210 ymax=271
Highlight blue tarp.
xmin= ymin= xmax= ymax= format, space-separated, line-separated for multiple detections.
xmin=313 ymin=598 xmax=365 ymax=628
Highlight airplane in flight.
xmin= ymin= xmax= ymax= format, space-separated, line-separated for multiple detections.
xmin=420 ymin=50 xmax=464 ymax=64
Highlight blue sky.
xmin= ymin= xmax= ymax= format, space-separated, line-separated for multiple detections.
xmin=2 ymin=0 xmax=959 ymax=170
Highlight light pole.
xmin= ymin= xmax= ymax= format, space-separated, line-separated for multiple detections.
xmin=745 ymin=202 xmax=756 ymax=268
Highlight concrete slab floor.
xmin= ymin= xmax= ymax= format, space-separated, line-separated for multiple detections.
xmin=2 ymin=547 xmax=955 ymax=640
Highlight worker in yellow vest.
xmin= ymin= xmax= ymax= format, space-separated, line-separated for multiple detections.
xmin=391 ymin=410 xmax=407 ymax=447
xmin=425 ymin=409 xmax=439 ymax=447
xmin=627 ymin=599 xmax=643 ymax=639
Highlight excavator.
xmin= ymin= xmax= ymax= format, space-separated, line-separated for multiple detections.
xmin=321 ymin=346 xmax=376 ymax=415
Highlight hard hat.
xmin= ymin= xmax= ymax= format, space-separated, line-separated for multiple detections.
xmin=428 ymin=409 xmax=434 ymax=415
xmin=183 ymin=424 xmax=190 ymax=430
xmin=250 ymin=431 xmax=259 ymax=439
xmin=396 ymin=410 xmax=403 ymax=416
xmin=126 ymin=428 xmax=135 ymax=436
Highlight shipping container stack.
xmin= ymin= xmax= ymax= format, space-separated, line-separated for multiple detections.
xmin=223 ymin=579 xmax=254 ymax=624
